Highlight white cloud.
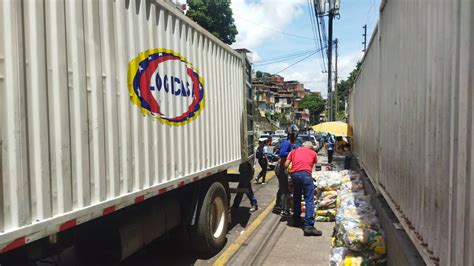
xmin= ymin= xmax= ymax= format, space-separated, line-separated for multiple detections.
xmin=228 ymin=0 xmax=364 ymax=99
xmin=230 ymin=0 xmax=306 ymax=50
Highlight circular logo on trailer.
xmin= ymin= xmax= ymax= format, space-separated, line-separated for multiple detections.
xmin=128 ymin=48 xmax=205 ymax=126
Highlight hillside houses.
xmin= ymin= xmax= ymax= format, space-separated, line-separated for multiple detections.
xmin=253 ymin=74 xmax=315 ymax=129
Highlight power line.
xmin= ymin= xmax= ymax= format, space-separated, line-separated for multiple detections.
xmin=307 ymin=0 xmax=320 ymax=49
xmin=234 ymin=14 xmax=316 ymax=41
xmin=314 ymin=3 xmax=327 ymax=72
xmin=254 ymin=49 xmax=317 ymax=64
xmin=274 ymin=51 xmax=318 ymax=74
xmin=254 ymin=51 xmax=318 ymax=66
xmin=307 ymin=0 xmax=326 ymax=71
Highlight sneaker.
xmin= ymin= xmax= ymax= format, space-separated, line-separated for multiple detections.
xmin=280 ymin=210 xmax=292 ymax=218
xmin=272 ymin=206 xmax=281 ymax=214
xmin=303 ymin=226 xmax=322 ymax=236
xmin=249 ymin=205 xmax=258 ymax=212
xmin=261 ymin=182 xmax=266 ymax=185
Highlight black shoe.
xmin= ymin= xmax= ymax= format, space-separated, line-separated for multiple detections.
xmin=272 ymin=206 xmax=281 ymax=214
xmin=303 ymin=226 xmax=322 ymax=236
xmin=249 ymin=205 xmax=258 ymax=212
xmin=280 ymin=210 xmax=292 ymax=218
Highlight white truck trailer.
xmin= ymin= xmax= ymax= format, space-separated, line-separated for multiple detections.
xmin=348 ymin=1 xmax=473 ymax=265
xmin=0 ymin=0 xmax=254 ymax=263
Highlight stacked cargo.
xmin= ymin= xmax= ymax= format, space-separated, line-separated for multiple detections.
xmin=312 ymin=171 xmax=344 ymax=222
xmin=329 ymin=171 xmax=387 ymax=265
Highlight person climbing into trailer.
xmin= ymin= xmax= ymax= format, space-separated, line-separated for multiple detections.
xmin=326 ymin=133 xmax=335 ymax=164
xmin=232 ymin=162 xmax=258 ymax=212
xmin=273 ymin=124 xmax=300 ymax=218
xmin=255 ymin=140 xmax=268 ymax=184
xmin=284 ymin=141 xmax=322 ymax=236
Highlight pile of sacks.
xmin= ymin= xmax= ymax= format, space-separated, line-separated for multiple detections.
xmin=312 ymin=171 xmax=343 ymax=222
xmin=329 ymin=171 xmax=387 ymax=265
xmin=312 ymin=170 xmax=360 ymax=222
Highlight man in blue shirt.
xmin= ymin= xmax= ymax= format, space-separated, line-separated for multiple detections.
xmin=273 ymin=125 xmax=301 ymax=217
xmin=326 ymin=133 xmax=335 ymax=164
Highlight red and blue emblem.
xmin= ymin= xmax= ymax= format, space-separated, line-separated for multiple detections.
xmin=128 ymin=48 xmax=205 ymax=126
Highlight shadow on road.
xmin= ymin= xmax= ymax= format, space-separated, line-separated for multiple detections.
xmin=229 ymin=207 xmax=251 ymax=228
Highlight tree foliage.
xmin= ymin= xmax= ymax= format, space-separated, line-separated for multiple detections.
xmin=186 ymin=0 xmax=238 ymax=45
xmin=256 ymin=71 xmax=271 ymax=79
xmin=299 ymin=93 xmax=325 ymax=124
xmin=336 ymin=61 xmax=361 ymax=112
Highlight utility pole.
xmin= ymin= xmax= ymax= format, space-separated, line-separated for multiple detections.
xmin=327 ymin=9 xmax=333 ymax=121
xmin=362 ymin=24 xmax=367 ymax=52
xmin=334 ymin=38 xmax=338 ymax=120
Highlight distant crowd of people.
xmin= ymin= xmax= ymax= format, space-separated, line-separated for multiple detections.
xmin=231 ymin=125 xmax=353 ymax=237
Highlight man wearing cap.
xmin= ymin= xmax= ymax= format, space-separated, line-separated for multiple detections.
xmin=273 ymin=125 xmax=300 ymax=217
xmin=284 ymin=141 xmax=322 ymax=236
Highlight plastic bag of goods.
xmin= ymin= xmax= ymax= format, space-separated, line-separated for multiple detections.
xmin=339 ymin=170 xmax=352 ymax=176
xmin=315 ymin=216 xmax=335 ymax=222
xmin=342 ymin=227 xmax=386 ymax=255
xmin=316 ymin=209 xmax=337 ymax=217
xmin=330 ymin=247 xmax=387 ymax=266
xmin=340 ymin=180 xmax=364 ymax=192
xmin=321 ymin=190 xmax=338 ymax=198
xmin=318 ymin=197 xmax=336 ymax=209
xmin=315 ymin=208 xmax=337 ymax=222
xmin=318 ymin=177 xmax=343 ymax=191
xmin=330 ymin=247 xmax=349 ymax=266
xmin=337 ymin=192 xmax=371 ymax=209
xmin=336 ymin=211 xmax=380 ymax=231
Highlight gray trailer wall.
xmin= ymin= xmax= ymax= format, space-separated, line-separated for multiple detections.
xmin=348 ymin=1 xmax=473 ymax=265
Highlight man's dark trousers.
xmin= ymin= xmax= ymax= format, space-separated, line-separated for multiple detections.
xmin=291 ymin=171 xmax=315 ymax=227
xmin=328 ymin=149 xmax=334 ymax=164
xmin=257 ymin=158 xmax=268 ymax=183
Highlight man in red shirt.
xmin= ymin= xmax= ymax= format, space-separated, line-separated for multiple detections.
xmin=284 ymin=141 xmax=322 ymax=236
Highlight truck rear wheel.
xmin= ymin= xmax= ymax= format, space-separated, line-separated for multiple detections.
xmin=192 ymin=182 xmax=228 ymax=254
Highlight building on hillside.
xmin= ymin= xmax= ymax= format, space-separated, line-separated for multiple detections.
xmin=253 ymin=74 xmax=315 ymax=128
xmin=294 ymin=108 xmax=311 ymax=128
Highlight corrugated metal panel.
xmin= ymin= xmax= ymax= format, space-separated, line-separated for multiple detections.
xmin=0 ymin=0 xmax=245 ymax=249
xmin=349 ymin=1 xmax=474 ymax=265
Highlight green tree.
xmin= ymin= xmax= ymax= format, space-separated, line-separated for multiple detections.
xmin=186 ymin=0 xmax=238 ymax=45
xmin=299 ymin=93 xmax=325 ymax=124
xmin=336 ymin=61 xmax=361 ymax=112
xmin=256 ymin=71 xmax=271 ymax=79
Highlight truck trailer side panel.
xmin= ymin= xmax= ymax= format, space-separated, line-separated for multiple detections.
xmin=0 ymin=0 xmax=246 ymax=252
xmin=349 ymin=1 xmax=473 ymax=265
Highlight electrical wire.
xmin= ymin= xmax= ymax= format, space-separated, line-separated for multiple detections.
xmin=307 ymin=0 xmax=320 ymax=49
xmin=254 ymin=49 xmax=317 ymax=64
xmin=274 ymin=51 xmax=318 ymax=75
xmin=254 ymin=50 xmax=318 ymax=66
xmin=307 ymin=0 xmax=325 ymax=71
xmin=315 ymin=3 xmax=327 ymax=72
xmin=234 ymin=14 xmax=316 ymax=41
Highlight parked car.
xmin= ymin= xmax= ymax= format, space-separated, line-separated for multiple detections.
xmin=299 ymin=134 xmax=317 ymax=146
xmin=275 ymin=129 xmax=286 ymax=135
xmin=259 ymin=133 xmax=271 ymax=142
xmin=271 ymin=134 xmax=281 ymax=146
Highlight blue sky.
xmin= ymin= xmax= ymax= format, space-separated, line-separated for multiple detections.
xmin=230 ymin=0 xmax=380 ymax=98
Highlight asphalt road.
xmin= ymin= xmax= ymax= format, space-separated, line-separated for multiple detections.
xmin=38 ymin=150 xmax=342 ymax=266
xmin=36 ymin=165 xmax=278 ymax=266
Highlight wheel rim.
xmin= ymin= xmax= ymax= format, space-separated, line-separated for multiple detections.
xmin=210 ymin=196 xmax=226 ymax=239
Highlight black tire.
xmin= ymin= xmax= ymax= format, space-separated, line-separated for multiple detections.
xmin=192 ymin=182 xmax=229 ymax=254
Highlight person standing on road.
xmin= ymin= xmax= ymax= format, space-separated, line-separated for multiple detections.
xmin=326 ymin=133 xmax=335 ymax=164
xmin=232 ymin=162 xmax=258 ymax=212
xmin=273 ymin=125 xmax=300 ymax=217
xmin=255 ymin=140 xmax=268 ymax=184
xmin=284 ymin=141 xmax=322 ymax=236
